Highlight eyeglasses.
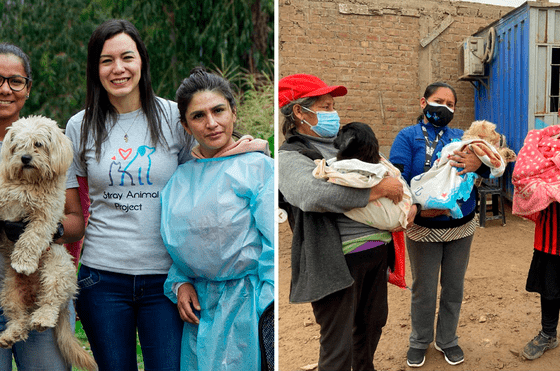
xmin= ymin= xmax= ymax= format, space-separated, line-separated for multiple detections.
xmin=0 ymin=74 xmax=31 ymax=92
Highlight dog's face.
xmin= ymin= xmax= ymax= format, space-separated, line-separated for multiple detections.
xmin=334 ymin=122 xmax=380 ymax=163
xmin=462 ymin=120 xmax=502 ymax=147
xmin=463 ymin=119 xmax=517 ymax=162
xmin=0 ymin=116 xmax=73 ymax=183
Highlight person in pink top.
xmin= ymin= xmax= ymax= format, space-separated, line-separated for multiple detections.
xmin=513 ymin=125 xmax=560 ymax=360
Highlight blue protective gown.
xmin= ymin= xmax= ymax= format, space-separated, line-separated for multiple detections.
xmin=161 ymin=151 xmax=274 ymax=371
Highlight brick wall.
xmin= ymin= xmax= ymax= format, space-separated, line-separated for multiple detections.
xmin=278 ymin=0 xmax=517 ymax=153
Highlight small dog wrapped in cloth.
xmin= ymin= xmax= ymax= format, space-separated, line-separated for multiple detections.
xmin=410 ymin=119 xmax=517 ymax=219
xmin=306 ymin=121 xmax=410 ymax=289
xmin=312 ymin=121 xmax=413 ymax=231
xmin=0 ymin=116 xmax=97 ymax=370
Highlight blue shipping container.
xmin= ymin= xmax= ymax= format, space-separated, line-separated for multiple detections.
xmin=467 ymin=1 xmax=560 ymax=199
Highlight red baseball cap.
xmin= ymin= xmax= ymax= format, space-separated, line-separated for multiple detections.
xmin=278 ymin=74 xmax=347 ymax=108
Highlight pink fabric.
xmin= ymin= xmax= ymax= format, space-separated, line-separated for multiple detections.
xmin=512 ymin=125 xmax=560 ymax=222
xmin=65 ymin=176 xmax=90 ymax=269
xmin=191 ymin=135 xmax=269 ymax=159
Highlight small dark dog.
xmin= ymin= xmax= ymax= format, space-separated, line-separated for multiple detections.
xmin=334 ymin=122 xmax=381 ymax=163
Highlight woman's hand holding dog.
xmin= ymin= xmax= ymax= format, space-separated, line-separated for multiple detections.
xmin=420 ymin=209 xmax=451 ymax=218
xmin=391 ymin=204 xmax=418 ymax=232
xmin=450 ymin=148 xmax=482 ymax=175
xmin=369 ymin=177 xmax=404 ymax=204
xmin=177 ymin=283 xmax=201 ymax=325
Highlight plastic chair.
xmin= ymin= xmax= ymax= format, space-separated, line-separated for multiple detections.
xmin=477 ymin=178 xmax=506 ymax=227
xmin=259 ymin=301 xmax=274 ymax=371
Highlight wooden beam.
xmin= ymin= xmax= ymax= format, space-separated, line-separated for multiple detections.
xmin=420 ymin=15 xmax=454 ymax=48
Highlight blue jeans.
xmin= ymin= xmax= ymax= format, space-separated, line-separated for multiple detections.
xmin=76 ymin=265 xmax=182 ymax=371
xmin=0 ymin=308 xmax=70 ymax=371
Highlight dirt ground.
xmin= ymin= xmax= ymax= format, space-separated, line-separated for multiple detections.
xmin=278 ymin=202 xmax=560 ymax=371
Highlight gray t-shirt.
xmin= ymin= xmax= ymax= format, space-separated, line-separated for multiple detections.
xmin=65 ymin=98 xmax=194 ymax=275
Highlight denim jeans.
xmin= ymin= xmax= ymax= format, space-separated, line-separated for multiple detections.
xmin=76 ymin=265 xmax=182 ymax=371
xmin=0 ymin=308 xmax=70 ymax=371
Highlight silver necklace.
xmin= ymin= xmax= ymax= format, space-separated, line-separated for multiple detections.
xmin=116 ymin=110 xmax=141 ymax=143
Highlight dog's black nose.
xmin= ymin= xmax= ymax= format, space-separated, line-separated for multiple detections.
xmin=21 ymin=155 xmax=32 ymax=165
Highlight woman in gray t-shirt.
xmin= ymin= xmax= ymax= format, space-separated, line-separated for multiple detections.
xmin=66 ymin=20 xmax=195 ymax=370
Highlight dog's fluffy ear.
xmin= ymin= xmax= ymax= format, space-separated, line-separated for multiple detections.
xmin=26 ymin=115 xmax=74 ymax=176
xmin=48 ymin=125 xmax=73 ymax=176
xmin=335 ymin=133 xmax=356 ymax=153
xmin=463 ymin=120 xmax=497 ymax=141
xmin=0 ymin=130 xmax=14 ymax=177
xmin=0 ymin=129 xmax=13 ymax=159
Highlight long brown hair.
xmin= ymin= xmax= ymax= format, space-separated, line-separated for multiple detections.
xmin=80 ymin=19 xmax=169 ymax=162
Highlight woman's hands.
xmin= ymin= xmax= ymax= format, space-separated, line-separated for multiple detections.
xmin=391 ymin=204 xmax=418 ymax=232
xmin=450 ymin=148 xmax=482 ymax=175
xmin=420 ymin=209 xmax=451 ymax=218
xmin=369 ymin=177 xmax=404 ymax=204
xmin=177 ymin=283 xmax=201 ymax=325
xmin=416 ymin=147 xmax=478 ymax=219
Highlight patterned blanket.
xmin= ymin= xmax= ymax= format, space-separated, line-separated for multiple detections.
xmin=410 ymin=139 xmax=507 ymax=219
xmin=512 ymin=125 xmax=560 ymax=222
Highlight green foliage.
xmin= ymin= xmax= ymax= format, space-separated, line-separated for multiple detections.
xmin=0 ymin=0 xmax=274 ymax=131
xmin=205 ymin=58 xmax=273 ymax=156
xmin=132 ymin=0 xmax=273 ymax=100
xmin=1 ymin=0 xmax=108 ymax=127
xmin=235 ymin=66 xmax=274 ymax=141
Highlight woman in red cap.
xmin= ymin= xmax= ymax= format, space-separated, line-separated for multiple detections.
xmin=278 ymin=74 xmax=415 ymax=371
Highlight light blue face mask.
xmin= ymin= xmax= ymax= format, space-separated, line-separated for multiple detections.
xmin=302 ymin=107 xmax=340 ymax=138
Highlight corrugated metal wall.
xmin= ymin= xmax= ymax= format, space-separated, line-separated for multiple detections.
xmin=474 ymin=4 xmax=530 ymax=199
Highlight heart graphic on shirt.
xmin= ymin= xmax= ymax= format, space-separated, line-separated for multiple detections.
xmin=111 ymin=156 xmax=116 ymax=160
xmin=119 ymin=148 xmax=132 ymax=160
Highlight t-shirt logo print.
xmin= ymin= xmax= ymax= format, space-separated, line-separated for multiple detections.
xmin=108 ymin=145 xmax=156 ymax=186
xmin=119 ymin=148 xmax=132 ymax=160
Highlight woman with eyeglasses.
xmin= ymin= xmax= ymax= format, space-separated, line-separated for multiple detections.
xmin=0 ymin=43 xmax=85 ymax=370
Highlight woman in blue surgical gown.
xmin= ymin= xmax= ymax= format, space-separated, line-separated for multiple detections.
xmin=160 ymin=67 xmax=274 ymax=371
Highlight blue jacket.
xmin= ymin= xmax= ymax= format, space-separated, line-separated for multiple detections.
xmin=390 ymin=120 xmax=484 ymax=229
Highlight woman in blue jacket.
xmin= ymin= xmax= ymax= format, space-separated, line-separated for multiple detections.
xmin=390 ymin=82 xmax=488 ymax=368
xmin=161 ymin=67 xmax=274 ymax=371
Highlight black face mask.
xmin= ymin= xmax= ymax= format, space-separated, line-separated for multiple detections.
xmin=423 ymin=102 xmax=454 ymax=127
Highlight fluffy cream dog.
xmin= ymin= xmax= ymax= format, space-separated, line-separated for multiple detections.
xmin=0 ymin=116 xmax=97 ymax=370
xmin=462 ymin=120 xmax=517 ymax=164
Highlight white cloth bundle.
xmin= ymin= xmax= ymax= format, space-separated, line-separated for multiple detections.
xmin=410 ymin=139 xmax=506 ymax=219
xmin=313 ymin=156 xmax=412 ymax=230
